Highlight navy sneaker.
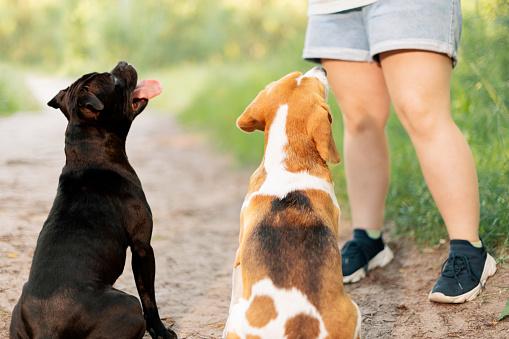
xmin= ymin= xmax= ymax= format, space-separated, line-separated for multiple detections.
xmin=341 ymin=229 xmax=394 ymax=283
xmin=429 ymin=240 xmax=497 ymax=303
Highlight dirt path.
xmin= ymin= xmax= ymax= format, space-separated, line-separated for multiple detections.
xmin=0 ymin=76 xmax=507 ymax=338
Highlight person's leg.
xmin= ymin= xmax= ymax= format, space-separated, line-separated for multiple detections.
xmin=379 ymin=50 xmax=479 ymax=242
xmin=322 ymin=59 xmax=391 ymax=232
xmin=379 ymin=50 xmax=496 ymax=303
xmin=322 ymin=59 xmax=394 ymax=283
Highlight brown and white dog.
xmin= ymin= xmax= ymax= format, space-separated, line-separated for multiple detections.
xmin=223 ymin=67 xmax=361 ymax=339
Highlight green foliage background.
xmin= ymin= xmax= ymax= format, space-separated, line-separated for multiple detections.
xmin=0 ymin=0 xmax=507 ymax=257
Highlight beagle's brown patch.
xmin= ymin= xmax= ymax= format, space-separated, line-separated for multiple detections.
xmin=226 ymin=332 xmax=241 ymax=339
xmin=241 ymin=221 xmax=340 ymax=307
xmin=284 ymin=313 xmax=320 ymax=339
xmin=246 ymin=295 xmax=278 ymax=328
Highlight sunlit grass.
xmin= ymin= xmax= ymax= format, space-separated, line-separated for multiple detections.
xmin=143 ymin=64 xmax=212 ymax=114
xmin=0 ymin=64 xmax=39 ymax=116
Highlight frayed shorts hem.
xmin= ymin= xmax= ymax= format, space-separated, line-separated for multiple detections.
xmin=371 ymin=39 xmax=458 ymax=65
xmin=302 ymin=47 xmax=370 ymax=64
xmin=303 ymin=39 xmax=458 ymax=67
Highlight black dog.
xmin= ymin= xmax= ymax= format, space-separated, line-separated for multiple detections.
xmin=9 ymin=61 xmax=177 ymax=339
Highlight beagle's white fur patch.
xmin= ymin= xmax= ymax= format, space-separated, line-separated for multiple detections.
xmin=224 ymin=277 xmax=328 ymax=339
xmin=241 ymin=104 xmax=339 ymax=211
xmin=298 ymin=67 xmax=329 ymax=102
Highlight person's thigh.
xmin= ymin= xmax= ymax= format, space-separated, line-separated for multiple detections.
xmin=379 ymin=50 xmax=453 ymax=134
xmin=322 ymin=59 xmax=390 ymax=129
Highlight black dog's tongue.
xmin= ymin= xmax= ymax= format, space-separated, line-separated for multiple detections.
xmin=133 ymin=79 xmax=162 ymax=100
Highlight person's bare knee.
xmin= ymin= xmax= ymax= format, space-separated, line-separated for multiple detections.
xmin=394 ymin=101 xmax=455 ymax=142
xmin=342 ymin=110 xmax=386 ymax=137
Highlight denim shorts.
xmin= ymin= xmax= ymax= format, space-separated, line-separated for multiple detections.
xmin=303 ymin=0 xmax=462 ymax=67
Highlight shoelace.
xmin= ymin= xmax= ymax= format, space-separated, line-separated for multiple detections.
xmin=440 ymin=253 xmax=480 ymax=290
xmin=341 ymin=241 xmax=370 ymax=270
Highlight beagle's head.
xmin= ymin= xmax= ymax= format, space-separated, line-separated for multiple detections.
xmin=236 ymin=67 xmax=340 ymax=164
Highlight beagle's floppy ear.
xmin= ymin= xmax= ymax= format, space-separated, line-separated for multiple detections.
xmin=236 ymin=101 xmax=265 ymax=133
xmin=309 ymin=105 xmax=341 ymax=164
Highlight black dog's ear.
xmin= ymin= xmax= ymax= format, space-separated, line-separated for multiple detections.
xmin=48 ymin=88 xmax=67 ymax=109
xmin=79 ymin=92 xmax=104 ymax=111
xmin=78 ymin=92 xmax=104 ymax=120
xmin=133 ymin=98 xmax=148 ymax=118
xmin=48 ymin=88 xmax=71 ymax=120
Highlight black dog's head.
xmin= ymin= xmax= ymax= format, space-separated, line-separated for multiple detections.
xmin=48 ymin=61 xmax=161 ymax=136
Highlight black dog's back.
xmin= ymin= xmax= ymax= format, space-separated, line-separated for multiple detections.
xmin=30 ymin=168 xmax=145 ymax=292
xmin=11 ymin=168 xmax=150 ymax=339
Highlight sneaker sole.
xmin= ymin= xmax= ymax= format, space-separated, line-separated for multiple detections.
xmin=428 ymin=253 xmax=497 ymax=303
xmin=343 ymin=245 xmax=394 ymax=284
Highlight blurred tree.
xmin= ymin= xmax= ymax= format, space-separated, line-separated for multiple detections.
xmin=0 ymin=0 xmax=306 ymax=72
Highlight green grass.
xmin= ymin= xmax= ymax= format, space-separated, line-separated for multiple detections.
xmin=0 ymin=64 xmax=38 ymax=116
xmin=178 ymin=48 xmax=311 ymax=165
xmin=142 ymin=64 xmax=213 ymax=115
xmin=178 ymin=61 xmax=268 ymax=165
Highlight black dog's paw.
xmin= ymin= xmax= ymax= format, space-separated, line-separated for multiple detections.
xmin=147 ymin=323 xmax=178 ymax=339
